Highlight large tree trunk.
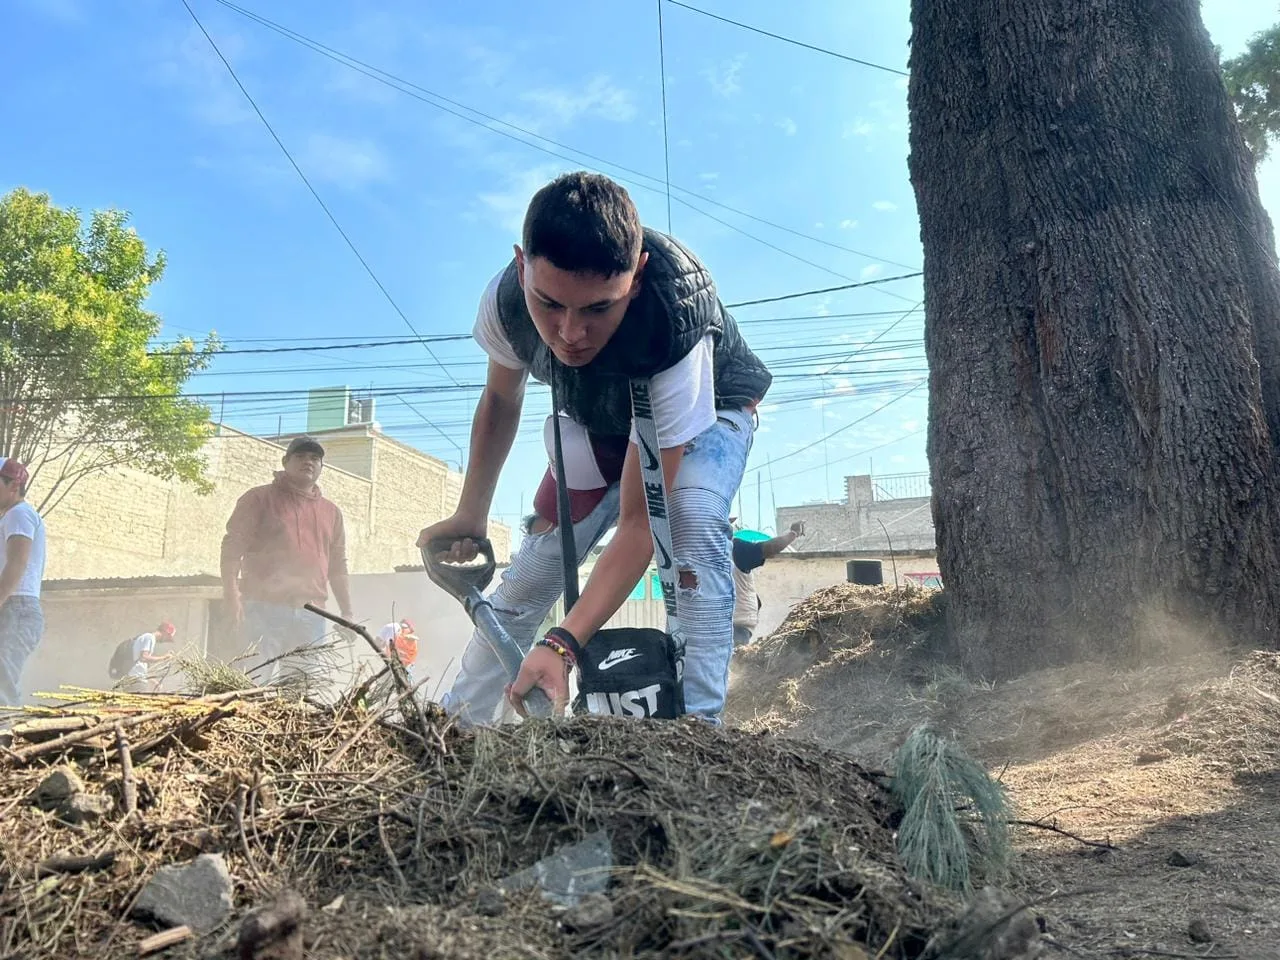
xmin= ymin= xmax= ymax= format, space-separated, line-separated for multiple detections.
xmin=908 ymin=0 xmax=1280 ymax=677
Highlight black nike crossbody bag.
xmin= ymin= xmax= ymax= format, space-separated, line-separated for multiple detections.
xmin=549 ymin=372 xmax=685 ymax=719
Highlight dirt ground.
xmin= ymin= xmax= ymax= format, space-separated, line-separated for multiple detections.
xmin=726 ymin=586 xmax=1280 ymax=960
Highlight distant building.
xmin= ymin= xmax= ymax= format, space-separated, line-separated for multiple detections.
xmin=776 ymin=473 xmax=935 ymax=554
xmin=19 ymin=409 xmax=511 ymax=701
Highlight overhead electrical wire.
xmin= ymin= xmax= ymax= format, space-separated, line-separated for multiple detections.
xmin=181 ymin=0 xmax=463 ymax=459
xmin=210 ymin=0 xmax=920 ymax=276
xmin=662 ymin=0 xmax=910 ymax=77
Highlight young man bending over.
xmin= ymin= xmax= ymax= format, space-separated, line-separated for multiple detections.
xmin=418 ymin=171 xmax=771 ymax=725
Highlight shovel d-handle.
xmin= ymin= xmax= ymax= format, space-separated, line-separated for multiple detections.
xmin=422 ymin=538 xmax=497 ymax=602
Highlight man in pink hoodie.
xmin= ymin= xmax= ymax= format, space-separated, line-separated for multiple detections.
xmin=221 ymin=436 xmax=353 ymax=682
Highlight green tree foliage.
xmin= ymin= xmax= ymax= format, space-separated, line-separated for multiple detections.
xmin=1223 ymin=22 xmax=1280 ymax=161
xmin=0 ymin=187 xmax=220 ymax=513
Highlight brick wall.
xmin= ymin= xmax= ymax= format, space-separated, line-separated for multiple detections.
xmin=32 ymin=427 xmax=509 ymax=582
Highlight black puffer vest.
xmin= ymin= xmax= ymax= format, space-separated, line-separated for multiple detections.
xmin=496 ymin=228 xmax=772 ymax=436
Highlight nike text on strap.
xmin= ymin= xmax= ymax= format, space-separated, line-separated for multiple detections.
xmin=627 ymin=378 xmax=683 ymax=652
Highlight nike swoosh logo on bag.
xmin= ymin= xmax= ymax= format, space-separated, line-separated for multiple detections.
xmin=597 ymin=648 xmax=640 ymax=671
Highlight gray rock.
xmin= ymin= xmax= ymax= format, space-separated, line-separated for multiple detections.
xmin=1166 ymin=849 xmax=1197 ymax=868
xmin=133 ymin=854 xmax=233 ymax=934
xmin=474 ymin=888 xmax=505 ymax=917
xmin=563 ymin=892 xmax=613 ymax=931
xmin=499 ymin=830 xmax=612 ymax=907
xmin=56 ymin=793 xmax=113 ymax=825
xmin=32 ymin=766 xmax=84 ymax=810
xmin=1188 ymin=918 xmax=1213 ymax=944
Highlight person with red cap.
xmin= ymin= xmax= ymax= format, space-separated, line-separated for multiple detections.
xmin=120 ymin=621 xmax=177 ymax=692
xmin=0 ymin=457 xmax=46 ymax=706
xmin=376 ymin=618 xmax=420 ymax=680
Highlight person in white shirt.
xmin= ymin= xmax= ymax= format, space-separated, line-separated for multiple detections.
xmin=417 ymin=171 xmax=772 ymax=724
xmin=127 ymin=622 xmax=176 ymax=691
xmin=0 ymin=458 xmax=46 ymax=706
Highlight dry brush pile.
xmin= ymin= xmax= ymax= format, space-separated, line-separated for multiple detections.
xmin=0 ymin=678 xmax=1008 ymax=960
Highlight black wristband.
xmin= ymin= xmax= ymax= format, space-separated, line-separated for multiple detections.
xmin=545 ymin=626 xmax=583 ymax=661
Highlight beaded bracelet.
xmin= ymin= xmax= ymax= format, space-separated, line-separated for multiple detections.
xmin=537 ymin=634 xmax=578 ymax=669
xmin=544 ymin=626 xmax=583 ymax=661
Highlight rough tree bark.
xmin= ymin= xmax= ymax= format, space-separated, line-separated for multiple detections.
xmin=908 ymin=0 xmax=1280 ymax=677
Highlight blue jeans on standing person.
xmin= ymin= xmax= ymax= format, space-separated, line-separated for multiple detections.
xmin=242 ymin=601 xmax=330 ymax=684
xmin=0 ymin=596 xmax=44 ymax=707
xmin=441 ymin=408 xmax=755 ymax=726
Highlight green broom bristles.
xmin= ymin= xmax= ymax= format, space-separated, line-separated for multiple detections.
xmin=891 ymin=725 xmax=1011 ymax=891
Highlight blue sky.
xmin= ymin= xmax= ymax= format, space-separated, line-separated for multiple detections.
xmin=3 ymin=0 xmax=1278 ymax=544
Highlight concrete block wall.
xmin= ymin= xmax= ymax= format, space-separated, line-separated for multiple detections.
xmin=32 ymin=426 xmax=509 ymax=582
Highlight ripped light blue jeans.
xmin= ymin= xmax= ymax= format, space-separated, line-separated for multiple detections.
xmin=441 ymin=408 xmax=755 ymax=726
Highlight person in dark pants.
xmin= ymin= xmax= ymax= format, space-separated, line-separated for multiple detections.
xmin=731 ymin=520 xmax=805 ymax=648
xmin=0 ymin=458 xmax=46 ymax=706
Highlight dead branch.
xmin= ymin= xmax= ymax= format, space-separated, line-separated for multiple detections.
xmin=114 ymin=724 xmax=137 ymax=817
xmin=32 ymin=851 xmax=117 ymax=877
xmin=138 ymin=925 xmax=193 ymax=956
xmin=1009 ymin=818 xmax=1118 ymax=851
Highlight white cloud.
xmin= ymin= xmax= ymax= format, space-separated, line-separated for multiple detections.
xmin=860 ymin=264 xmax=885 ymax=281
xmin=520 ymin=76 xmax=636 ymax=127
xmin=776 ymin=117 xmax=798 ymax=136
xmin=844 ymin=119 xmax=875 ymax=138
xmin=891 ymin=454 xmax=908 ymax=464
xmin=814 ymin=221 xmax=825 ymax=229
xmin=872 ymin=200 xmax=898 ymax=212
xmin=839 ymin=219 xmax=858 ymax=229
xmin=704 ymin=53 xmax=747 ymax=98
xmin=901 ymin=419 xmax=920 ymax=431
xmin=298 ymin=134 xmax=390 ymax=185
xmin=698 ymin=172 xmax=720 ymax=181
xmin=157 ymin=25 xmax=256 ymax=129
xmin=478 ymin=162 xmax=569 ymax=233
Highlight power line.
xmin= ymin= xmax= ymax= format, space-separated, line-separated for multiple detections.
xmin=656 ymin=0 xmax=673 ymax=234
xmin=181 ymin=0 xmax=463 ymax=394
xmin=725 ymin=273 xmax=921 ymax=308
xmin=212 ymin=0 xmax=916 ymax=275
xmin=748 ymin=379 xmax=925 ymax=473
xmin=663 ymin=0 xmax=909 ymax=77
xmin=820 ymin=300 xmax=923 ymax=377
xmin=766 ymin=428 xmax=925 ymax=484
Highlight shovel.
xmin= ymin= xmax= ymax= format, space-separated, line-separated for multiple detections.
xmin=422 ymin=537 xmax=554 ymax=719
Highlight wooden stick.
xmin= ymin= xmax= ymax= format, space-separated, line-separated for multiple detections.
xmin=7 ymin=688 xmax=272 ymax=764
xmin=1008 ymin=818 xmax=1118 ymax=850
xmin=303 ymin=604 xmax=413 ymax=696
xmin=115 ymin=724 xmax=137 ymax=817
xmin=9 ymin=711 xmax=167 ymax=763
xmin=32 ymin=851 xmax=117 ymax=877
xmin=138 ymin=925 xmax=192 ymax=955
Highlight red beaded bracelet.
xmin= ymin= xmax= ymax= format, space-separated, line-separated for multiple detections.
xmin=537 ymin=634 xmax=577 ymax=669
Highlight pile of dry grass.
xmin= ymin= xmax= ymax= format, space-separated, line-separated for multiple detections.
xmin=728 ymin=585 xmax=953 ymax=759
xmin=0 ymin=681 xmax=975 ymax=959
xmin=1154 ymin=651 xmax=1280 ymax=772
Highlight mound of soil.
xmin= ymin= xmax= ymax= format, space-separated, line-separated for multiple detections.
xmin=0 ymin=686 xmax=964 ymax=959
xmin=728 ymin=584 xmax=1280 ymax=957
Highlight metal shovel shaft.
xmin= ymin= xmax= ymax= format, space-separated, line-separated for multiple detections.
xmin=469 ymin=597 xmax=554 ymax=718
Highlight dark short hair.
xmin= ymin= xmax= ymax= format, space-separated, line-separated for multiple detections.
xmin=522 ymin=172 xmax=643 ymax=276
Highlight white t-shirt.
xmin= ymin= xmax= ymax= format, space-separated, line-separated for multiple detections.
xmin=129 ymin=633 xmax=157 ymax=678
xmin=0 ymin=501 xmax=45 ymax=599
xmin=472 ymin=270 xmax=718 ymax=448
